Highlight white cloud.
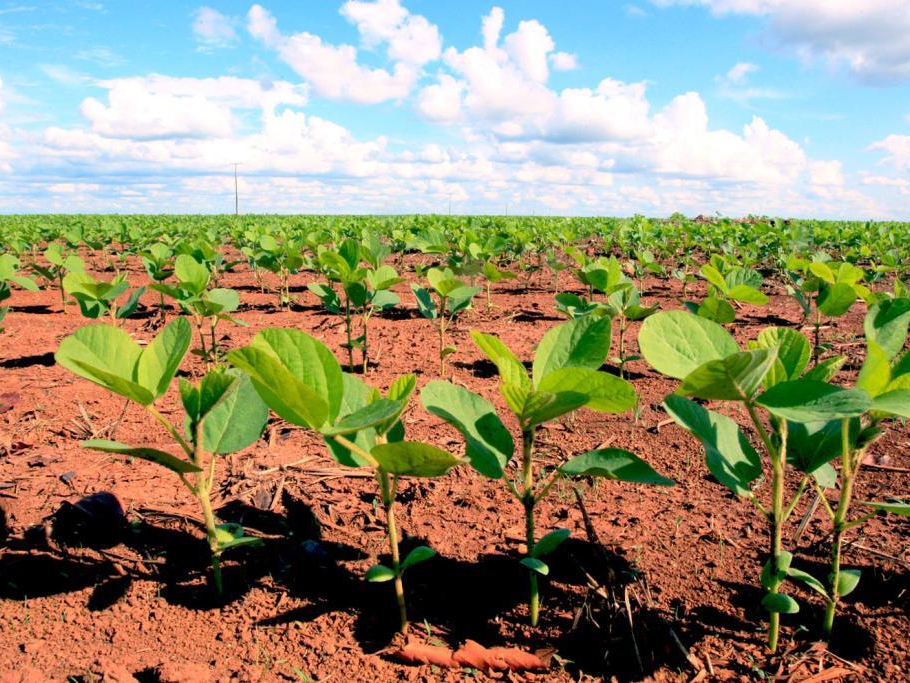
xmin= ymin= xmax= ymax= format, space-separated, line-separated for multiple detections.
xmin=248 ymin=3 xmax=437 ymax=104
xmin=0 ymin=75 xmax=4 ymax=114
xmin=715 ymin=61 xmax=786 ymax=103
xmin=725 ymin=61 xmax=758 ymax=84
xmin=41 ymin=64 xmax=91 ymax=87
xmin=869 ymin=133 xmax=910 ymax=171
xmin=193 ymin=7 xmax=239 ymax=50
xmin=551 ymin=51 xmax=578 ymax=71
xmin=416 ymin=74 xmax=463 ymax=122
xmin=653 ymin=0 xmax=910 ymax=84
xmin=340 ymin=0 xmax=442 ymax=66
xmin=0 ymin=76 xmax=14 ymax=172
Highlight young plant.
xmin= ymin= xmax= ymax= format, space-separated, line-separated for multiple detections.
xmin=687 ymin=258 xmax=768 ymax=324
xmin=141 ymin=243 xmax=175 ymax=323
xmin=62 ymin=271 xmax=145 ymax=325
xmin=421 ymin=317 xmax=672 ymax=626
xmin=411 ymin=267 xmax=481 ymax=374
xmin=55 ymin=318 xmax=268 ymax=593
xmin=0 ymin=254 xmax=40 ymax=333
xmin=606 ymin=283 xmax=658 ymax=379
xmin=29 ymin=243 xmax=85 ymax=309
xmin=241 ymin=233 xmax=305 ymax=309
xmin=639 ymin=311 xmax=871 ymax=652
xmin=150 ymin=254 xmax=244 ymax=366
xmin=228 ymin=329 xmax=460 ymax=631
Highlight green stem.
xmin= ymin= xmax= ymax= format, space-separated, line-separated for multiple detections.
xmin=194 ymin=422 xmax=222 ymax=594
xmin=782 ymin=476 xmax=810 ymax=523
xmin=379 ymin=469 xmax=407 ymax=631
xmin=146 ymin=406 xmax=193 ymax=457
xmin=520 ymin=428 xmax=540 ymax=627
xmin=344 ymin=296 xmax=354 ymax=372
xmin=618 ymin=315 xmax=627 ymax=379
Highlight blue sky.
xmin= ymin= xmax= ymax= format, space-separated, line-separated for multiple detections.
xmin=1 ymin=0 xmax=909 ymax=217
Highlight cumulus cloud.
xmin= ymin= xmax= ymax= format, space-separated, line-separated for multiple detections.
xmin=193 ymin=7 xmax=239 ymax=50
xmin=653 ymin=0 xmax=910 ymax=84
xmin=869 ymin=133 xmax=910 ymax=171
xmin=715 ymin=61 xmax=786 ymax=103
xmin=247 ymin=2 xmax=438 ymax=104
xmin=551 ymin=51 xmax=578 ymax=71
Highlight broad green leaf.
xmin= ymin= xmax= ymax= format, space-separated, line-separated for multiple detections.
xmin=503 ymin=386 xmax=588 ymax=426
xmin=560 ymin=448 xmax=674 ymax=486
xmin=519 ymin=557 xmax=549 ymax=575
xmin=862 ymin=501 xmax=910 ymax=516
xmin=532 ymin=316 xmax=612 ymax=386
xmin=818 ymin=282 xmax=856 ymax=317
xmin=808 ymin=262 xmax=835 ymax=284
xmin=536 ymin=367 xmax=637 ymax=413
xmin=762 ymin=593 xmax=799 ymax=614
xmin=857 ymin=340 xmax=891 ymax=397
xmin=205 ymin=288 xmax=240 ymax=314
xmin=836 ymin=569 xmax=861 ymax=597
xmin=664 ymin=395 xmax=761 ymax=497
xmin=788 ymin=567 xmax=829 ymax=599
xmin=639 ymin=311 xmax=739 ymax=380
xmin=411 ymin=284 xmax=437 ymax=319
xmin=322 ymin=399 xmax=402 ymax=436
xmin=751 ymin=327 xmax=810 ymax=385
xmin=760 ymin=551 xmax=794 ymax=591
xmin=470 ymin=330 xmax=530 ymax=388
xmin=786 ymin=419 xmax=857 ymax=480
xmin=136 ymin=317 xmax=192 ymax=399
xmin=803 ymin=355 xmax=846 ymax=383
xmin=82 ymin=439 xmax=201 ymax=474
xmin=199 ymin=371 xmax=268 ymax=454
xmin=870 ymin=389 xmax=910 ymax=418
xmin=697 ymin=296 xmax=736 ymax=324
xmin=401 ymin=545 xmax=437 ymax=570
xmin=679 ymin=349 xmax=777 ymax=401
xmin=371 ymin=441 xmax=459 ymax=477
xmin=864 ymin=298 xmax=910 ymax=360
xmin=756 ymin=381 xmax=871 ymax=422
xmin=227 ymin=346 xmax=329 ymax=430
xmin=530 ymin=528 xmax=571 ymax=558
xmin=727 ymin=284 xmax=768 ymax=306
xmin=325 ymin=373 xmax=378 ymax=468
xmin=700 ymin=264 xmax=727 ymax=292
xmin=421 ymin=380 xmax=514 ymax=479
xmin=366 ymin=564 xmax=395 ymax=582
xmin=174 ymin=253 xmax=209 ymax=293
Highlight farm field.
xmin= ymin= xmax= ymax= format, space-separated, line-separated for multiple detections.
xmin=0 ymin=214 xmax=908 ymax=682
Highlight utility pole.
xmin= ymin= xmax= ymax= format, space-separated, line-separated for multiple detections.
xmin=232 ymin=163 xmax=241 ymax=215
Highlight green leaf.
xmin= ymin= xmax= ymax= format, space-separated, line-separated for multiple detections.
xmin=519 ymin=557 xmax=549 ymax=575
xmin=756 ymin=381 xmax=871 ymax=422
xmin=639 ymin=311 xmax=739 ymax=380
xmin=365 ymin=564 xmax=396 ymax=582
xmin=322 ymin=399 xmax=403 ymax=436
xmin=560 ymin=448 xmax=673 ymax=486
xmin=862 ymin=501 xmax=910 ymax=516
xmin=198 ymin=371 xmax=268 ymax=454
xmin=174 ymin=253 xmax=209 ymax=294
xmin=136 ymin=317 xmax=192 ymax=399
xmin=504 ymin=386 xmax=588 ymax=426
xmin=82 ymin=439 xmax=201 ymax=474
xmin=663 ymin=395 xmax=761 ymax=497
xmin=679 ymin=349 xmax=777 ymax=401
xmin=227 ymin=346 xmax=329 ymax=430
xmin=762 ymin=593 xmax=800 ymax=614
xmin=803 ymin=355 xmax=846 ymax=383
xmin=532 ymin=316 xmax=612 ymax=386
xmin=421 ymin=381 xmax=514 ymax=479
xmin=788 ymin=566 xmax=829 ymax=599
xmin=697 ymin=296 xmax=736 ymax=324
xmin=760 ymin=551 xmax=793 ymax=591
xmin=536 ymin=367 xmax=637 ymax=413
xmin=400 ymin=545 xmax=437 ymax=570
xmin=864 ymin=298 xmax=910 ymax=360
xmin=727 ymin=284 xmax=768 ymax=306
xmin=870 ymin=389 xmax=910 ymax=418
xmin=447 ymin=285 xmax=482 ymax=313
xmin=751 ymin=327 xmax=810 ymax=385
xmin=786 ymin=419 xmax=857 ymax=479
xmin=411 ymin=284 xmax=437 ymax=318
xmin=324 ymin=373 xmax=379 ymax=468
xmin=857 ymin=340 xmax=891 ymax=397
xmin=371 ymin=441 xmax=460 ymax=477
xmin=818 ymin=282 xmax=856 ymax=317
xmin=836 ymin=568 xmax=861 ymax=597
xmin=470 ymin=330 xmax=530 ymax=388
xmin=530 ymin=529 xmax=571 ymax=558
xmin=700 ymin=264 xmax=728 ymax=292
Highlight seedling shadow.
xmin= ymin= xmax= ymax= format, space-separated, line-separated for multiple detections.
xmin=0 ymin=352 xmax=56 ymax=369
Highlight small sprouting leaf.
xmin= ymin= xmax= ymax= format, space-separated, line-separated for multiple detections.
xmin=371 ymin=441 xmax=460 ymax=477
xmin=322 ymin=399 xmax=403 ymax=436
xmin=560 ymin=449 xmax=674 ymax=486
xmin=762 ymin=593 xmax=800 ymax=614
xmin=440 ymin=344 xmax=458 ymax=359
xmin=678 ymin=349 xmax=777 ymax=401
xmin=530 ymin=529 xmax=571 ymax=558
xmin=519 ymin=557 xmax=549 ymax=575
xmin=756 ymin=381 xmax=871 ymax=422
xmin=760 ymin=551 xmax=793 ymax=591
xmin=401 ymin=545 xmax=437 ymax=570
xmin=787 ymin=566 xmax=829 ymax=599
xmin=366 ymin=564 xmax=396 ymax=582
xmin=836 ymin=569 xmax=861 ymax=597
xmin=421 ymin=381 xmax=514 ymax=479
xmin=536 ymin=367 xmax=637 ymax=413
xmin=82 ymin=439 xmax=201 ymax=474
xmin=639 ymin=311 xmax=739 ymax=380
xmin=803 ymin=355 xmax=846 ymax=383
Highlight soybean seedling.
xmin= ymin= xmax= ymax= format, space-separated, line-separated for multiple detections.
xmin=422 ymin=317 xmax=673 ymax=626
xmin=411 ymin=267 xmax=481 ymax=375
xmin=228 ymin=329 xmax=460 ymax=631
xmin=55 ymin=318 xmax=268 ymax=592
xmin=62 ymin=271 xmax=145 ymax=325
xmin=639 ymin=311 xmax=872 ymax=652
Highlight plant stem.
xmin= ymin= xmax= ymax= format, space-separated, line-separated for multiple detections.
xmin=520 ymin=428 xmax=540 ymax=626
xmin=823 ymin=420 xmax=860 ymax=640
xmin=344 ymin=295 xmax=354 ymax=372
xmin=618 ymin=315 xmax=627 ymax=379
xmin=379 ymin=469 xmax=407 ymax=631
xmin=194 ymin=422 xmax=222 ymax=594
